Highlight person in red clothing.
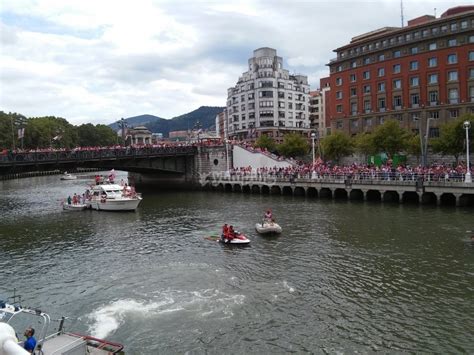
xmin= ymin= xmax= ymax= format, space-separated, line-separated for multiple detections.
xmin=227 ymin=226 xmax=236 ymax=242
xmin=221 ymin=224 xmax=229 ymax=242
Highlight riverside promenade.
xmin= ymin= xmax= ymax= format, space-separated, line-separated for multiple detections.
xmin=202 ymin=172 xmax=474 ymax=207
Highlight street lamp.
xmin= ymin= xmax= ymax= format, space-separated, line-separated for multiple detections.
xmin=423 ymin=117 xmax=434 ymax=167
xmin=194 ymin=120 xmax=202 ymax=143
xmin=117 ymin=118 xmax=128 ymax=145
xmin=464 ymin=120 xmax=471 ymax=183
xmin=311 ymin=132 xmax=317 ymax=179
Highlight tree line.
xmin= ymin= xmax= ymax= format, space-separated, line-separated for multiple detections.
xmin=0 ymin=111 xmax=119 ymax=150
xmin=255 ymin=113 xmax=474 ymax=164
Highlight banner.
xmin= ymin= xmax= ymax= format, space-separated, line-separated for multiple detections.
xmin=17 ymin=128 xmax=25 ymax=139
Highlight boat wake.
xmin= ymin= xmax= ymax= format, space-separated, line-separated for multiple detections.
xmin=87 ymin=290 xmax=246 ymax=338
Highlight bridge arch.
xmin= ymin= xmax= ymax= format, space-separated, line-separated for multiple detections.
xmin=282 ymin=186 xmax=293 ymax=196
xmin=225 ymin=183 xmax=233 ymax=192
xmin=349 ymin=189 xmax=364 ymax=201
xmin=459 ymin=194 xmax=474 ymax=207
xmin=271 ymin=185 xmax=281 ymax=195
xmin=242 ymin=185 xmax=251 ymax=194
xmin=233 ymin=184 xmax=242 ymax=192
xmin=383 ymin=190 xmax=399 ymax=203
xmin=261 ymin=185 xmax=270 ymax=195
xmin=294 ymin=186 xmax=305 ymax=197
xmin=319 ymin=188 xmax=332 ymax=199
xmin=421 ymin=192 xmax=437 ymax=205
xmin=334 ymin=188 xmax=348 ymax=200
xmin=366 ymin=190 xmax=381 ymax=202
xmin=251 ymin=185 xmax=261 ymax=194
xmin=402 ymin=191 xmax=419 ymax=204
xmin=307 ymin=187 xmax=318 ymax=198
xmin=440 ymin=193 xmax=456 ymax=206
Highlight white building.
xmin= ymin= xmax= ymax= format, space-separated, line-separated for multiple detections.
xmin=226 ymin=47 xmax=311 ymax=144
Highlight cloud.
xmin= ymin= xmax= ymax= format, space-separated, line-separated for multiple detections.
xmin=0 ymin=0 xmax=460 ymax=124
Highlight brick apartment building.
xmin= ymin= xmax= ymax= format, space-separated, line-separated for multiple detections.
xmin=324 ymin=5 xmax=474 ymax=138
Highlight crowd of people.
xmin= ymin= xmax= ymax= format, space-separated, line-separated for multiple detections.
xmin=230 ymin=161 xmax=472 ymax=182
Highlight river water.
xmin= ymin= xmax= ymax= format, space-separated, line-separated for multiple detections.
xmin=1 ymin=173 xmax=473 ymax=354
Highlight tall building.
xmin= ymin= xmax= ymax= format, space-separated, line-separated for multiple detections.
xmin=309 ymin=83 xmax=331 ymax=138
xmin=215 ymin=110 xmax=228 ymax=139
xmin=326 ymin=6 xmax=474 ymax=137
xmin=226 ymin=47 xmax=311 ymax=143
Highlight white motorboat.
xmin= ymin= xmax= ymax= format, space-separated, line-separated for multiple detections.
xmin=0 ymin=300 xmax=123 ymax=355
xmin=62 ymin=203 xmax=87 ymax=211
xmin=86 ymin=182 xmax=142 ymax=211
xmin=255 ymin=221 xmax=282 ymax=234
xmin=60 ymin=172 xmax=77 ymax=180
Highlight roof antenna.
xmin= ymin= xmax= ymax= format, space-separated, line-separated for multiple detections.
xmin=434 ymin=7 xmax=437 ymax=17
xmin=400 ymin=0 xmax=404 ymax=27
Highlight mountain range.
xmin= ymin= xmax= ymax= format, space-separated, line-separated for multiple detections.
xmin=109 ymin=106 xmax=224 ymax=137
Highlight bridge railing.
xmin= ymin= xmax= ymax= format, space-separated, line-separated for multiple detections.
xmin=204 ymin=171 xmax=472 ymax=186
xmin=0 ymin=146 xmax=197 ymax=164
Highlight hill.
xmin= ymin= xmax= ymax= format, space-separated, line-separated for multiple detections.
xmin=108 ymin=114 xmax=166 ymax=131
xmin=110 ymin=106 xmax=225 ymax=137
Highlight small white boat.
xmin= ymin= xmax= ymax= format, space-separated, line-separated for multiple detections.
xmin=0 ymin=300 xmax=124 ymax=354
xmin=86 ymin=182 xmax=142 ymax=211
xmin=63 ymin=203 xmax=87 ymax=211
xmin=60 ymin=172 xmax=77 ymax=180
xmin=255 ymin=221 xmax=282 ymax=234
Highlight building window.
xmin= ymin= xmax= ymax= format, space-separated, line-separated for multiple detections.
xmin=351 ymin=60 xmax=357 ymax=68
xmin=410 ymin=76 xmax=419 ymax=87
xmin=393 ymin=95 xmax=402 ymax=108
xmin=363 ymin=71 xmax=370 ymax=80
xmin=429 ymin=90 xmax=439 ymax=103
xmin=363 ymin=85 xmax=371 ymax=94
xmin=470 ymin=86 xmax=474 ymax=101
xmin=364 ymin=100 xmax=371 ymax=112
xmin=429 ymin=42 xmax=437 ymax=50
xmin=428 ymin=57 xmax=437 ymax=67
xmin=363 ymin=57 xmax=371 ymax=64
xmin=469 ymin=51 xmax=474 ymax=61
xmin=241 ymin=104 xmax=245 ymax=111
xmin=470 ymin=35 xmax=474 ymax=43
xmin=336 ymin=91 xmax=342 ymax=99
xmin=441 ymin=25 xmax=448 ymax=33
xmin=450 ymin=23 xmax=457 ymax=31
xmin=447 ymin=54 xmax=457 ymax=64
xmin=336 ymin=104 xmax=343 ymax=113
xmin=378 ymin=54 xmax=385 ymax=61
xmin=378 ymin=97 xmax=386 ymax=109
xmin=288 ymin=93 xmax=292 ymax=100
xmin=336 ymin=77 xmax=342 ymax=86
xmin=411 ymin=93 xmax=420 ymax=105
xmin=393 ymin=64 xmax=401 ymax=73
xmin=378 ymin=67 xmax=385 ymax=77
xmin=448 ymin=71 xmax=458 ymax=81
xmin=429 ymin=111 xmax=439 ymax=119
xmin=461 ymin=20 xmax=468 ymax=29
xmin=393 ymin=50 xmax=401 ymax=58
xmin=393 ymin=79 xmax=402 ymax=89
xmin=410 ymin=46 xmax=418 ymax=54
xmin=351 ymin=102 xmax=357 ymax=115
xmin=365 ymin=117 xmax=373 ymax=126
xmin=410 ymin=61 xmax=419 ymax=70
xmin=432 ymin=27 xmax=439 ymax=35
xmin=448 ymin=88 xmax=459 ymax=104
xmin=350 ymin=74 xmax=356 ymax=82
xmin=448 ymin=38 xmax=457 ymax=47
xmin=248 ymin=93 xmax=254 ymax=100
xmin=350 ymin=87 xmax=357 ymax=96
xmin=470 ymin=68 xmax=474 ymax=79
xmin=449 ymin=109 xmax=459 ymax=118
xmin=378 ymin=82 xmax=386 ymax=92
xmin=428 ymin=73 xmax=438 ymax=84
xmin=336 ymin=65 xmax=342 ymax=72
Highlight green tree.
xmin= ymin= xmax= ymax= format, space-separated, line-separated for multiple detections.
xmin=254 ymin=134 xmax=276 ymax=152
xmin=371 ymin=119 xmax=410 ymax=157
xmin=276 ymin=133 xmax=309 ymax=158
xmin=77 ymin=124 xmax=117 ymax=147
xmin=431 ymin=114 xmax=474 ymax=164
xmin=321 ymin=131 xmax=354 ymax=163
xmin=406 ymin=134 xmax=422 ymax=163
xmin=353 ymin=132 xmax=376 ymax=161
xmin=0 ymin=111 xmax=28 ymax=149
xmin=24 ymin=116 xmax=77 ymax=149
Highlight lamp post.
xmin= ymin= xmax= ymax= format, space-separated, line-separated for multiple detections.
xmin=118 ymin=118 xmax=127 ymax=145
xmin=194 ymin=120 xmax=202 ymax=143
xmin=311 ymin=132 xmax=316 ymax=166
xmin=225 ymin=139 xmax=231 ymax=178
xmin=464 ymin=120 xmax=472 ymax=183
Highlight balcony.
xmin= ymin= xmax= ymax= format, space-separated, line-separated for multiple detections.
xmin=430 ymin=101 xmax=438 ymax=106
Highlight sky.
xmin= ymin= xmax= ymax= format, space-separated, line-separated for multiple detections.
xmin=0 ymin=0 xmax=467 ymax=125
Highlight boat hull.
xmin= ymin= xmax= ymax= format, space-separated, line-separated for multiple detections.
xmin=219 ymin=234 xmax=250 ymax=244
xmin=63 ymin=203 xmax=87 ymax=211
xmin=255 ymin=222 xmax=282 ymax=234
xmin=87 ymin=198 xmax=142 ymax=211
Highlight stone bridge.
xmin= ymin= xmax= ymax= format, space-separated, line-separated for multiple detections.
xmin=0 ymin=145 xmax=230 ymax=188
xmin=202 ymin=174 xmax=474 ymax=207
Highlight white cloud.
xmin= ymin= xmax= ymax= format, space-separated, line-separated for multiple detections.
xmin=0 ymin=0 xmax=461 ymax=124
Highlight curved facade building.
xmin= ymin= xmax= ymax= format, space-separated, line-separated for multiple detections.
xmin=226 ymin=47 xmax=310 ymax=143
